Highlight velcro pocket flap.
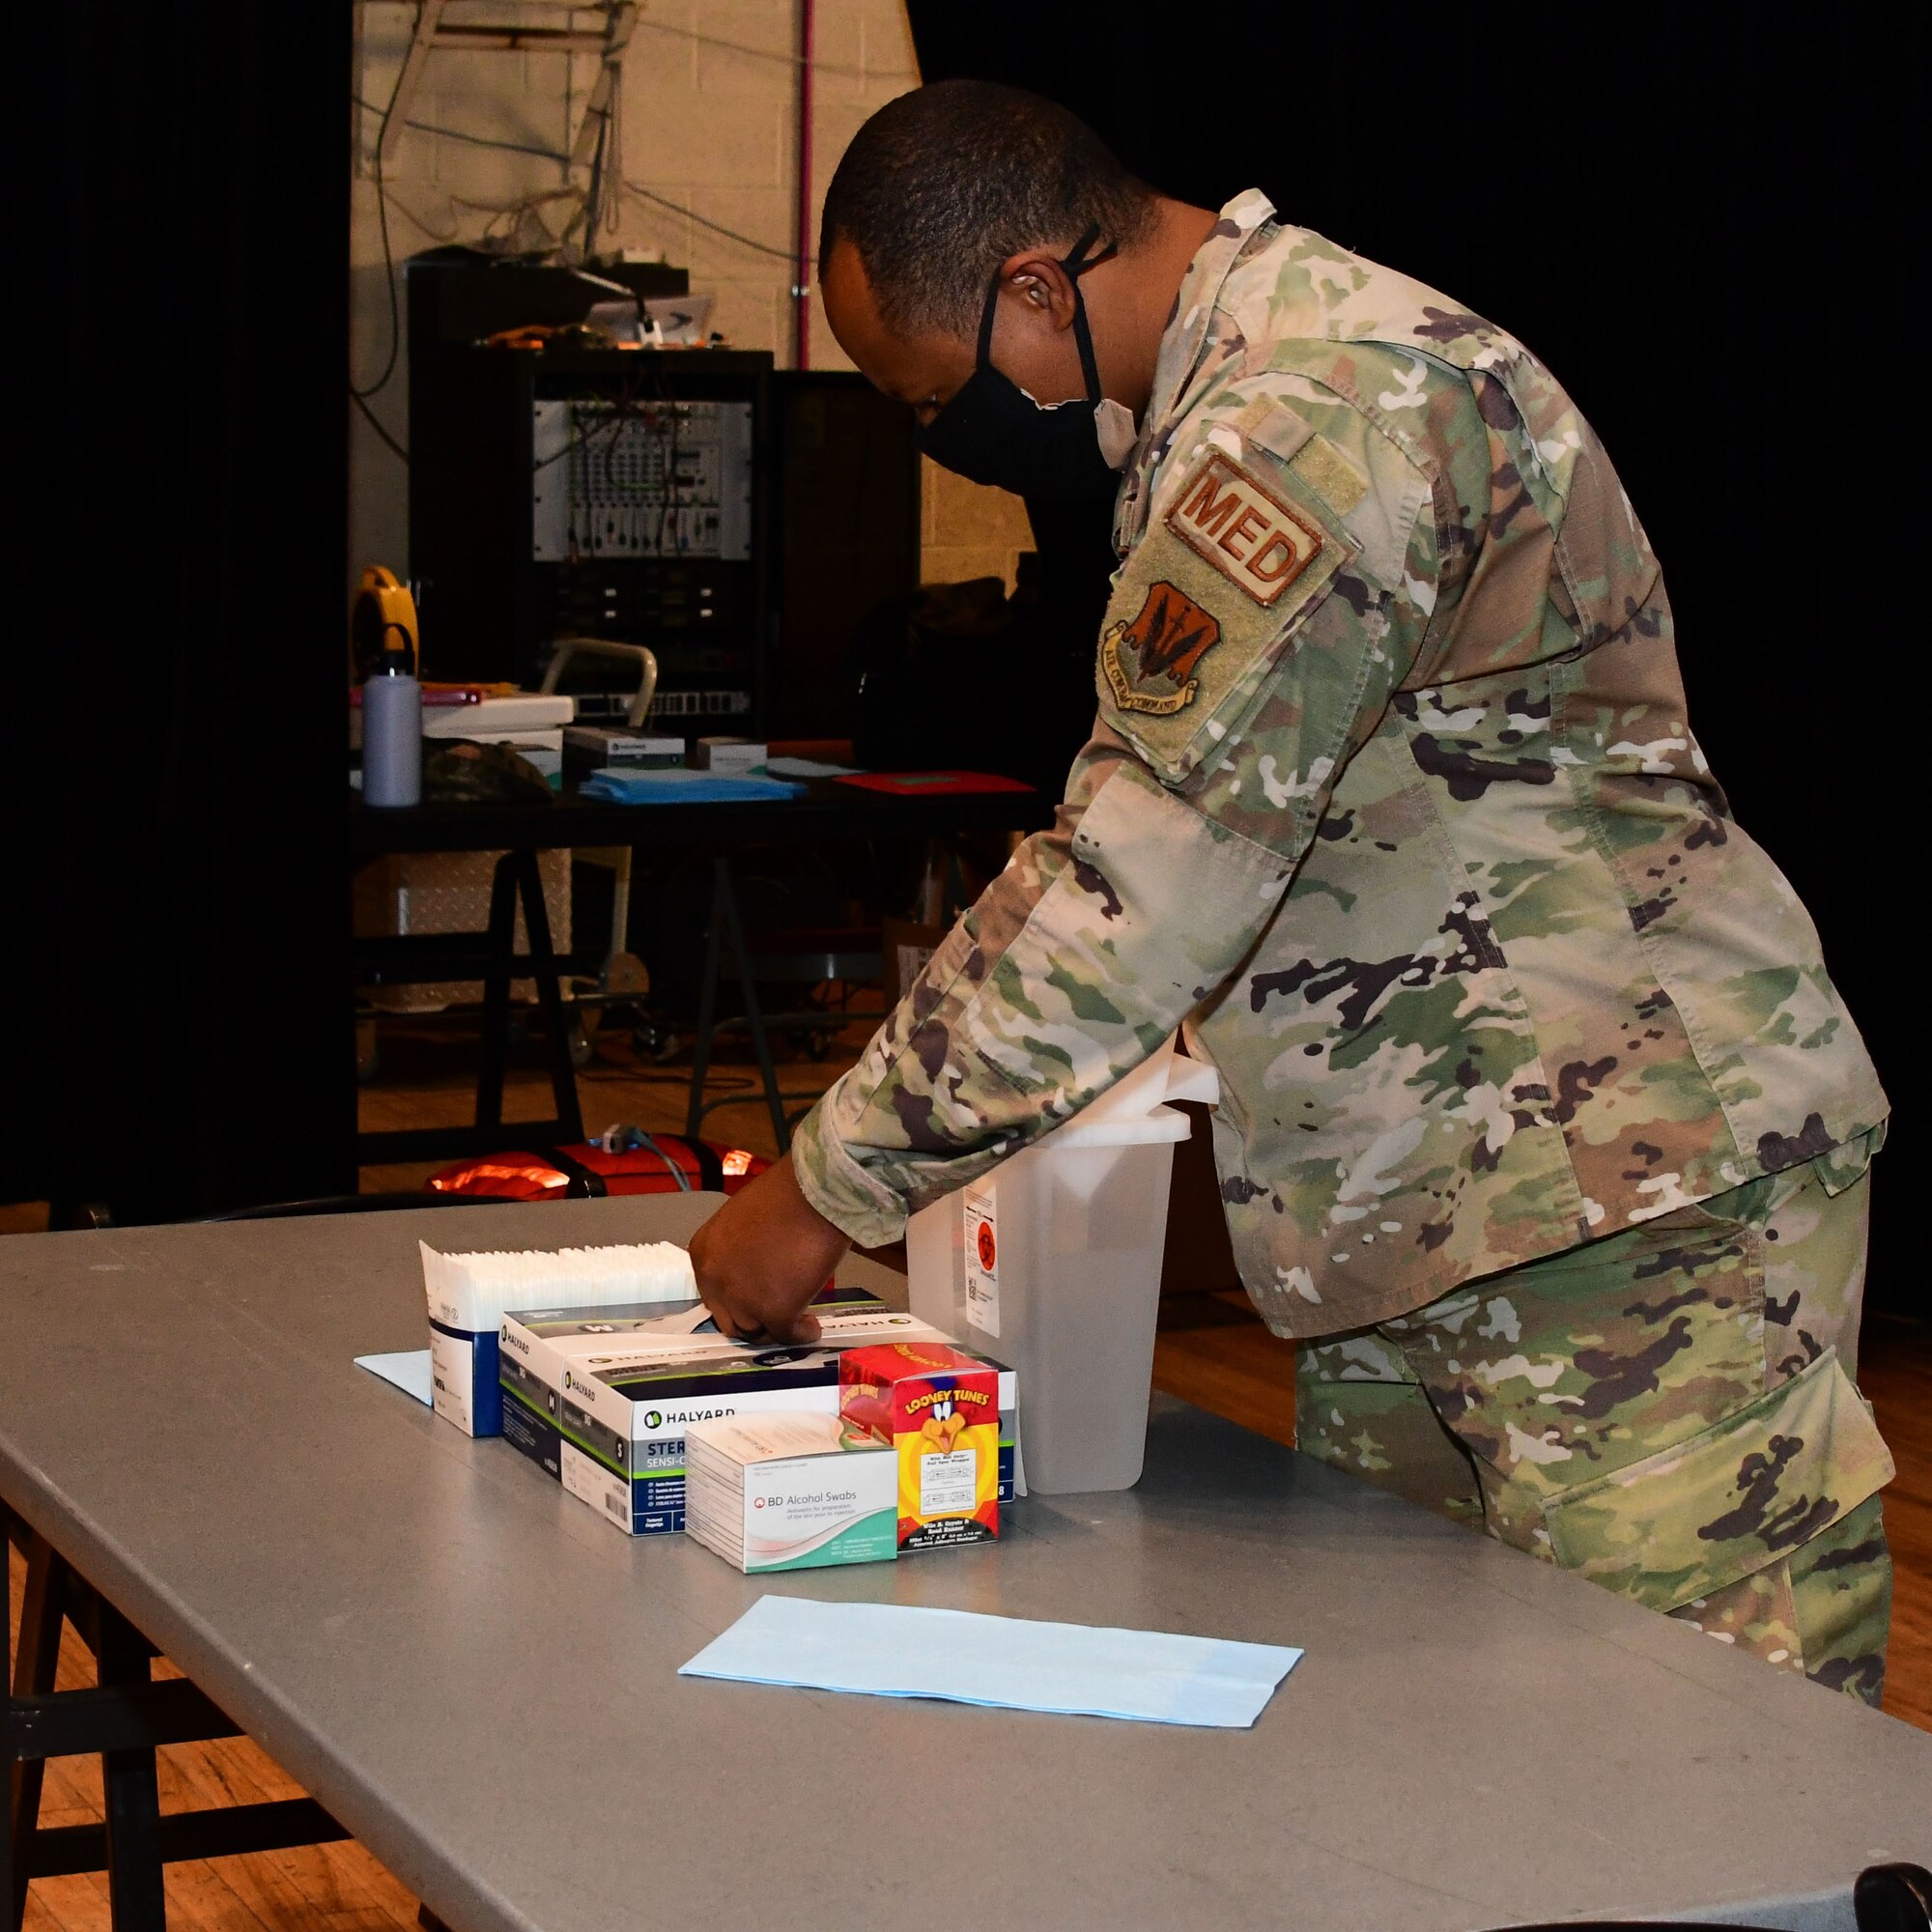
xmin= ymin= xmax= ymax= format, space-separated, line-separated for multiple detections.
xmin=1097 ymin=437 xmax=1355 ymax=786
xmin=1541 ymin=1347 xmax=1894 ymax=1612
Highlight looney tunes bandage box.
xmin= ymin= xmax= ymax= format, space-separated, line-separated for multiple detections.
xmin=839 ymin=1343 xmax=1000 ymax=1550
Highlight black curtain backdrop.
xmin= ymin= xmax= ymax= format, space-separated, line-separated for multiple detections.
xmin=8 ymin=4 xmax=355 ymax=1224
xmin=907 ymin=1 xmax=1921 ymax=1309
xmin=2 ymin=6 xmax=1916 ymax=1265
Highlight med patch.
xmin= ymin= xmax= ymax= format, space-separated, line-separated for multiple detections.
xmin=1165 ymin=450 xmax=1324 ymax=605
xmin=1097 ymin=435 xmax=1354 ymax=785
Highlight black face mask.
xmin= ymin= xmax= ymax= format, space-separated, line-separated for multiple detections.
xmin=916 ymin=226 xmax=1131 ymax=502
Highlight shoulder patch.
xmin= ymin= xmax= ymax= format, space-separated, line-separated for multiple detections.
xmin=1101 ymin=581 xmax=1221 ymax=716
xmin=1097 ymin=436 xmax=1356 ymax=788
xmin=1164 ymin=450 xmax=1323 ymax=607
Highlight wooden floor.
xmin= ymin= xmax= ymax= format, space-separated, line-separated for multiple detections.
xmin=7 ymin=1009 xmax=1929 ymax=1929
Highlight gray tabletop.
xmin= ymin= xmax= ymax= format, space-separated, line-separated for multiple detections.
xmin=2 ymin=1197 xmax=1925 ymax=1932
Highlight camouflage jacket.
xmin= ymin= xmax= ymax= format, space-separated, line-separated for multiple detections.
xmin=791 ymin=190 xmax=1888 ymax=1338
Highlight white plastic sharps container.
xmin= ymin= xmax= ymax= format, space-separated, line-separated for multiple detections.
xmin=906 ymin=1039 xmax=1219 ymax=1494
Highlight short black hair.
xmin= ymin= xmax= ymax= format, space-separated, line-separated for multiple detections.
xmin=820 ymin=80 xmax=1158 ymax=339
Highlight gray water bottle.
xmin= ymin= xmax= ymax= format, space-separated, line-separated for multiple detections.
xmin=362 ymin=650 xmax=422 ymax=807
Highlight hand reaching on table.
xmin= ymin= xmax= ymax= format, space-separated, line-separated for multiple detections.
xmin=688 ymin=1153 xmax=851 ymax=1344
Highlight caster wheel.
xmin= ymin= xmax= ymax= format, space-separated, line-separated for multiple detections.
xmin=633 ymin=1021 xmax=682 ymax=1065
xmin=567 ymin=1017 xmax=593 ymax=1068
xmin=355 ymin=1019 xmax=380 ymax=1084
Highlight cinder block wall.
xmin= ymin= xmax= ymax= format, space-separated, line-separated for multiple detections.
xmin=349 ymin=1 xmax=1031 ymax=604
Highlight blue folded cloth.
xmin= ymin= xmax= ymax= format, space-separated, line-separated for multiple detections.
xmin=579 ymin=767 xmax=805 ymax=804
xmin=678 ymin=1595 xmax=1302 ymax=1728
xmin=354 ymin=1350 xmax=432 ymax=1405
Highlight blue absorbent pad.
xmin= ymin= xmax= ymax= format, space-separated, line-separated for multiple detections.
xmin=678 ymin=1595 xmax=1301 ymax=1728
xmin=355 ymin=1349 xmax=434 ymax=1406
xmin=579 ymin=767 xmax=805 ymax=804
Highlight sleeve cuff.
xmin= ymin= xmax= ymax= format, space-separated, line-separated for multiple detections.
xmin=788 ymin=1092 xmax=911 ymax=1249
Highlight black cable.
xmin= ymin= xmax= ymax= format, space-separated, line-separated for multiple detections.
xmin=659 ymin=401 xmax=681 ymax=557
xmin=351 ymin=169 xmax=400 ymax=398
xmin=600 ymin=398 xmax=622 ymax=497
xmin=535 ymin=408 xmax=612 ymax=473
xmin=343 ymin=114 xmax=793 ymax=266
xmin=351 ymin=95 xmax=569 ymax=164
xmin=620 ymin=181 xmax=795 ymax=261
xmin=352 ymin=386 xmax=410 ymax=463
xmin=579 ymin=1061 xmax=758 ymax=1094
xmin=582 ymin=92 xmax=610 ymax=258
xmin=594 ymin=378 xmax=649 ymax=506
xmin=350 ymin=52 xmax=411 ymax=402
xmin=534 ymin=379 xmax=640 ymax=474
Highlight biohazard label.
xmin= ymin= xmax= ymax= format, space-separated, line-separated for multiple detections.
xmin=964 ymin=1184 xmax=1000 ymax=1338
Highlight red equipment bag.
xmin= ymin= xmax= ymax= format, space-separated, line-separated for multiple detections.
xmin=834 ymin=770 xmax=1033 ymax=797
xmin=427 ymin=1129 xmax=769 ymax=1202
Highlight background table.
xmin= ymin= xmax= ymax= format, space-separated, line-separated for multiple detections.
xmin=348 ymin=777 xmax=1050 ymax=861
xmin=349 ymin=778 xmax=1049 ymax=1162
xmin=3 ymin=1195 xmax=1926 ymax=1932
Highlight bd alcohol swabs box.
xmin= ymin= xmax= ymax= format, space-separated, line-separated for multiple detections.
xmin=684 ymin=1414 xmax=895 ymax=1573
xmin=497 ymin=1285 xmax=1016 ymax=1535
xmin=418 ymin=1239 xmax=694 ymax=1436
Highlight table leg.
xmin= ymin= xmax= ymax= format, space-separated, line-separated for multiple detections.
xmin=474 ymin=856 xmax=519 ymax=1133
xmin=92 ymin=1604 xmax=165 ymax=1932
xmin=713 ymin=860 xmax=788 ymax=1153
xmin=9 ymin=1537 xmax=350 ymax=1923
xmin=683 ymin=861 xmax=728 ymax=1142
xmin=515 ymin=852 xmax=584 ymax=1145
xmin=7 ymin=1535 xmax=65 ymax=1932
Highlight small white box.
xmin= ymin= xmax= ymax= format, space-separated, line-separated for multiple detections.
xmin=565 ymin=726 xmax=686 ymax=766
xmin=694 ymin=736 xmax=766 ymax=776
xmin=685 ymin=1414 xmax=896 ymax=1573
xmin=422 ymin=695 xmax=575 ymax=736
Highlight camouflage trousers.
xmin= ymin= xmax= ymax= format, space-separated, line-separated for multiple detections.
xmin=1295 ymin=1135 xmax=1894 ymax=1703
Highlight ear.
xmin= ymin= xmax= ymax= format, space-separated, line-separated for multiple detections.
xmin=995 ymin=246 xmax=1080 ymax=334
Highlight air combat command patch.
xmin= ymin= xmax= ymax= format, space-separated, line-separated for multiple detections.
xmin=1101 ymin=581 xmax=1222 ymax=715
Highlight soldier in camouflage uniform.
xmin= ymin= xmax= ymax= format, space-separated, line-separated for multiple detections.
xmin=689 ymin=82 xmax=1893 ymax=1700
